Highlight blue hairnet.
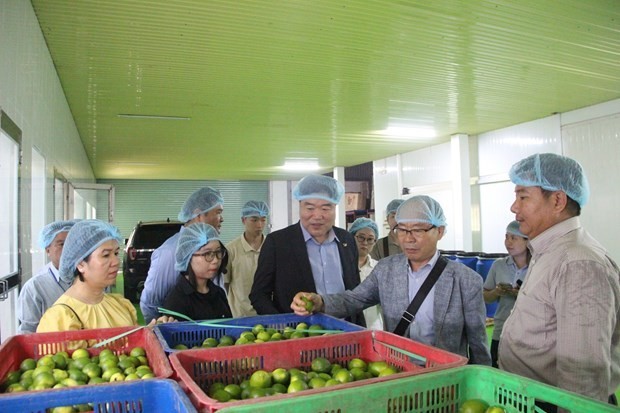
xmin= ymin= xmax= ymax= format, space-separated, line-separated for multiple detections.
xmin=349 ymin=218 xmax=379 ymax=239
xmin=395 ymin=195 xmax=447 ymax=227
xmin=38 ymin=219 xmax=79 ymax=249
xmin=241 ymin=200 xmax=270 ymax=218
xmin=175 ymin=223 xmax=221 ymax=272
xmin=178 ymin=187 xmax=224 ymax=223
xmin=386 ymin=199 xmax=404 ymax=215
xmin=506 ymin=220 xmax=527 ymax=239
xmin=59 ymin=220 xmax=123 ymax=283
xmin=509 ymin=153 xmax=590 ymax=207
xmin=292 ymin=175 xmax=344 ymax=204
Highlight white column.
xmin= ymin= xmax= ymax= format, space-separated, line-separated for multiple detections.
xmin=450 ymin=134 xmax=472 ymax=251
xmin=333 ymin=166 xmax=346 ymax=228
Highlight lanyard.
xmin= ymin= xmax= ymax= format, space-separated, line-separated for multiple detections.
xmin=49 ymin=267 xmax=67 ymax=292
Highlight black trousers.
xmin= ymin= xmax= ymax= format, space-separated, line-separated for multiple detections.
xmin=535 ymin=394 xmax=618 ymax=412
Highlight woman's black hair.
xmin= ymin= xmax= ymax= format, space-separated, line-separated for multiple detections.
xmin=74 ymin=254 xmax=92 ymax=282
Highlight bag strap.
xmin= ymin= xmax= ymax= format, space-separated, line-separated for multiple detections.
xmin=54 ymin=303 xmax=85 ymax=330
xmin=382 ymin=237 xmax=390 ymax=257
xmin=393 ymin=256 xmax=448 ymax=337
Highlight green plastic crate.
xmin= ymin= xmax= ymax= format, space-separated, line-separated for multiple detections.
xmin=216 ymin=365 xmax=618 ymax=413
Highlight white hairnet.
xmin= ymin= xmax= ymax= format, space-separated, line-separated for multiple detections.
xmin=292 ymin=175 xmax=344 ymax=204
xmin=178 ymin=187 xmax=224 ymax=223
xmin=241 ymin=200 xmax=270 ymax=218
xmin=59 ymin=220 xmax=123 ymax=283
xmin=395 ymin=195 xmax=447 ymax=227
xmin=348 ymin=218 xmax=378 ymax=239
xmin=506 ymin=220 xmax=527 ymax=239
xmin=386 ymin=199 xmax=404 ymax=215
xmin=175 ymin=223 xmax=221 ymax=272
xmin=509 ymin=153 xmax=590 ymax=207
xmin=38 ymin=219 xmax=79 ymax=249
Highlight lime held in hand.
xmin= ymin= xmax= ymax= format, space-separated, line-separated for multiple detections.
xmin=301 ymin=296 xmax=314 ymax=312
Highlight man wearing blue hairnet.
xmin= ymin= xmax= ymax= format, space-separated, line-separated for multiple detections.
xmin=370 ymin=199 xmax=403 ymax=260
xmin=291 ymin=195 xmax=490 ymax=364
xmin=140 ymin=187 xmax=225 ymax=324
xmin=225 ymin=200 xmax=270 ymax=317
xmin=17 ymin=220 xmax=78 ymax=333
xmin=250 ymin=175 xmax=364 ymax=326
xmin=499 ymin=153 xmax=620 ymax=407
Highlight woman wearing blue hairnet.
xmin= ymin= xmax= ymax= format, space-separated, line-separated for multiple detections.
xmin=37 ymin=220 xmax=174 ymax=332
xmin=162 ymin=223 xmax=232 ymax=321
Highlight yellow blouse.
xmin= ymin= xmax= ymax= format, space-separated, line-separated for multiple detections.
xmin=37 ymin=293 xmax=138 ymax=333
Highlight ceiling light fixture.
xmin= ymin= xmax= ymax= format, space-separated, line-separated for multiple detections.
xmin=117 ymin=114 xmax=191 ymax=120
xmin=281 ymin=158 xmax=320 ymax=171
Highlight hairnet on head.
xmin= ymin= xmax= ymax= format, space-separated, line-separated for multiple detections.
xmin=395 ymin=195 xmax=447 ymax=227
xmin=292 ymin=175 xmax=344 ymax=204
xmin=348 ymin=218 xmax=379 ymax=239
xmin=506 ymin=220 xmax=527 ymax=239
xmin=38 ymin=219 xmax=79 ymax=249
xmin=58 ymin=220 xmax=123 ymax=283
xmin=386 ymin=199 xmax=404 ymax=215
xmin=175 ymin=223 xmax=221 ymax=272
xmin=178 ymin=187 xmax=224 ymax=223
xmin=509 ymin=153 xmax=590 ymax=207
xmin=241 ymin=200 xmax=270 ymax=218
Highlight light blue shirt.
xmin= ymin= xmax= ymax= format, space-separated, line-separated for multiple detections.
xmin=17 ymin=262 xmax=70 ymax=333
xmin=406 ymin=251 xmax=440 ymax=345
xmin=300 ymin=223 xmax=345 ymax=296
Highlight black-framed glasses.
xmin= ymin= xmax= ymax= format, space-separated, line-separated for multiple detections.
xmin=392 ymin=226 xmax=436 ymax=238
xmin=354 ymin=235 xmax=376 ymax=244
xmin=193 ymin=249 xmax=226 ymax=262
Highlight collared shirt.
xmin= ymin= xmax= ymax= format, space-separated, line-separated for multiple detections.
xmin=406 ymin=251 xmax=440 ymax=345
xmin=17 ymin=262 xmax=70 ymax=333
xmin=359 ymin=256 xmax=383 ymax=330
xmin=225 ymin=233 xmax=264 ymax=317
xmin=483 ymin=256 xmax=528 ymax=340
xmin=300 ymin=223 xmax=345 ymax=296
xmin=369 ymin=234 xmax=402 ymax=260
xmin=499 ymin=217 xmax=620 ymax=402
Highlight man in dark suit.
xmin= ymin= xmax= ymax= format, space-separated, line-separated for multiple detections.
xmin=250 ymin=174 xmax=364 ymax=326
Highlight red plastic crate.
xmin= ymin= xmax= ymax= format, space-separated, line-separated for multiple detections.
xmin=169 ymin=330 xmax=468 ymax=412
xmin=0 ymin=326 xmax=173 ymax=396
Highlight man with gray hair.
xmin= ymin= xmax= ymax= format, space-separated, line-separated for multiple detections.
xmin=250 ymin=174 xmax=364 ymax=326
xmin=291 ymin=195 xmax=491 ymax=364
xmin=370 ymin=198 xmax=404 ymax=260
xmin=17 ymin=219 xmax=78 ymax=333
xmin=225 ymin=200 xmax=270 ymax=317
xmin=499 ymin=153 xmax=620 ymax=407
xmin=140 ymin=186 xmax=224 ymax=323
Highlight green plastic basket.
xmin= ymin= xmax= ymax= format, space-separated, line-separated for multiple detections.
xmin=216 ymin=365 xmax=618 ymax=413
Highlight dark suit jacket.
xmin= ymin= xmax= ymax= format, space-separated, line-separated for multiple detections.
xmin=250 ymin=222 xmax=365 ymax=326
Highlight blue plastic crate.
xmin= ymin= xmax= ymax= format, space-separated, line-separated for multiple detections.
xmin=154 ymin=313 xmax=364 ymax=352
xmin=0 ymin=379 xmax=197 ymax=413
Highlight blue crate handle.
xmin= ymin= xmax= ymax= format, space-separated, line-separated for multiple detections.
xmin=158 ymin=307 xmax=346 ymax=335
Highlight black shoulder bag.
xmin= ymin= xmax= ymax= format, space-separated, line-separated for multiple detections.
xmin=382 ymin=237 xmax=390 ymax=257
xmin=393 ymin=256 xmax=448 ymax=336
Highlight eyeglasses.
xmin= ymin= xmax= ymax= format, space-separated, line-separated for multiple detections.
xmin=392 ymin=226 xmax=436 ymax=238
xmin=355 ymin=235 xmax=376 ymax=244
xmin=193 ymin=249 xmax=226 ymax=262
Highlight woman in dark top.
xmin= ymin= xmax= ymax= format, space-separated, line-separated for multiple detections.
xmin=163 ymin=223 xmax=232 ymax=320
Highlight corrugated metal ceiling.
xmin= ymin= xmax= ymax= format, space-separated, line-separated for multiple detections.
xmin=30 ymin=0 xmax=620 ymax=180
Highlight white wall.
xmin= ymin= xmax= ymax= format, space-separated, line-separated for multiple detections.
xmin=0 ymin=0 xmax=95 ymax=340
xmin=373 ymin=98 xmax=620 ymax=261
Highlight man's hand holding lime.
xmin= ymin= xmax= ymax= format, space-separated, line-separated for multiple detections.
xmin=291 ymin=292 xmax=323 ymax=315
